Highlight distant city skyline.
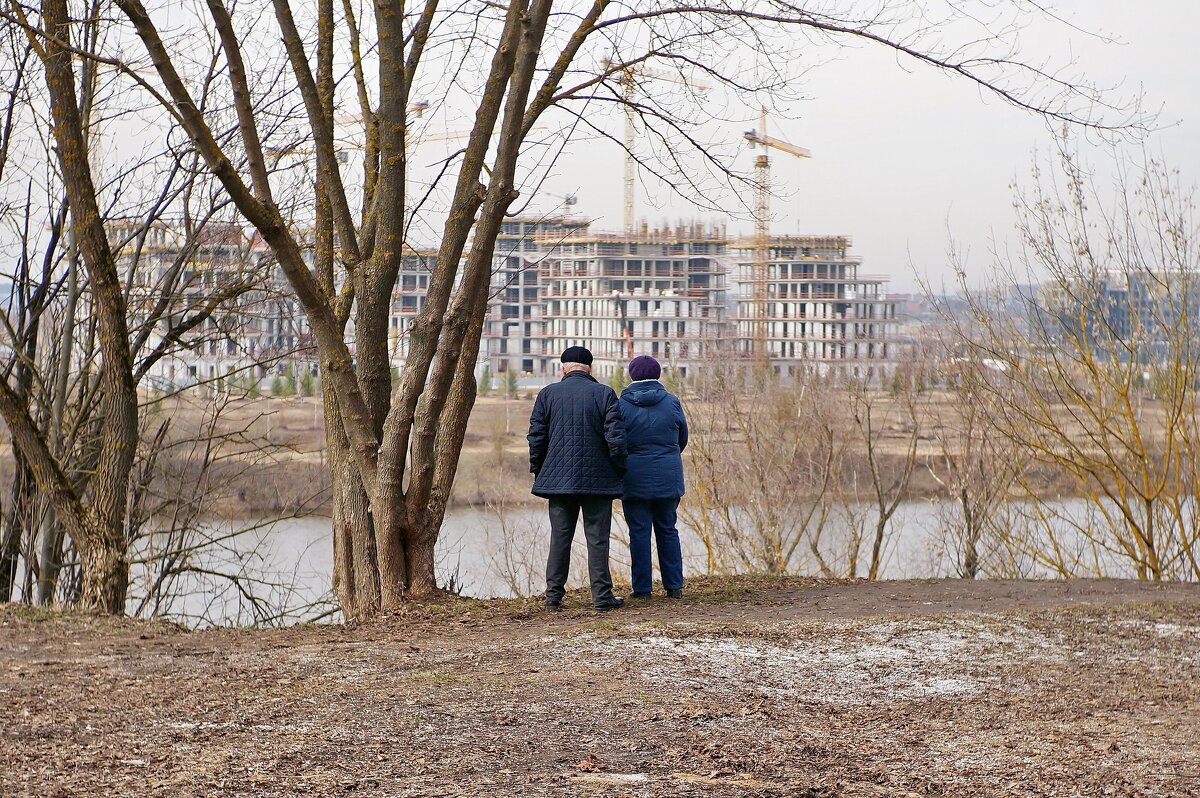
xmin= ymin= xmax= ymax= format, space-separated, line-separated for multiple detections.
xmin=501 ymin=1 xmax=1199 ymax=294
xmin=3 ymin=2 xmax=1192 ymax=302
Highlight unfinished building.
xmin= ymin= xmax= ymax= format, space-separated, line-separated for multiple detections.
xmin=731 ymin=235 xmax=899 ymax=379
xmin=484 ymin=216 xmax=588 ymax=378
xmin=387 ymin=247 xmax=442 ymax=366
xmin=121 ymin=221 xmax=317 ymax=391
xmin=538 ymin=221 xmax=730 ymax=381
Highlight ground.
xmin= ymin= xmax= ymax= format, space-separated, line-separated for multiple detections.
xmin=3 ymin=577 xmax=1199 ymax=797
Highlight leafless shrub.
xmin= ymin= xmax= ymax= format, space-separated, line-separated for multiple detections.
xmin=939 ymin=146 xmax=1200 ymax=581
xmin=836 ymin=377 xmax=921 ymax=579
xmin=681 ymin=361 xmax=843 ymax=576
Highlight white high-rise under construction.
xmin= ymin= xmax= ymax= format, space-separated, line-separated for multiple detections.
xmin=731 ymin=235 xmax=899 ymax=380
xmin=470 ymin=217 xmax=898 ymax=384
xmin=537 ymin=221 xmax=729 ymax=381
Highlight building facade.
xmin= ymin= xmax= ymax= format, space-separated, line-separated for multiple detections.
xmin=121 ymin=221 xmax=316 ymax=392
xmin=731 ymin=235 xmax=899 ymax=379
xmin=537 ymin=222 xmax=730 ymax=381
xmin=120 ymin=217 xmax=903 ymax=393
xmin=484 ymin=216 xmax=588 ymax=378
xmin=387 ymin=247 xmax=440 ymax=366
xmin=1034 ymin=269 xmax=1200 ymax=362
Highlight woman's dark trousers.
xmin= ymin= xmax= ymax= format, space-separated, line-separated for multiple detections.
xmin=622 ymin=497 xmax=684 ymax=594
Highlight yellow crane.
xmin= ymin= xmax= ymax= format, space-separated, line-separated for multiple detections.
xmin=602 ymin=59 xmax=711 ymax=233
xmin=743 ymin=111 xmax=810 ymax=360
xmin=269 ymin=106 xmax=544 ymax=173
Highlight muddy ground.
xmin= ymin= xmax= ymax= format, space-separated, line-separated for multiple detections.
xmin=3 ymin=577 xmax=1199 ymax=797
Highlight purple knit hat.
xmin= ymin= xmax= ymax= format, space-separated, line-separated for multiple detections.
xmin=628 ymin=355 xmax=661 ymax=382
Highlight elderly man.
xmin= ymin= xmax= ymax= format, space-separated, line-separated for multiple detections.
xmin=527 ymin=346 xmax=627 ymax=612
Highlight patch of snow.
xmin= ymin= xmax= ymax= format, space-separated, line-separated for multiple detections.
xmin=165 ymin=720 xmax=315 ymax=733
xmin=1113 ymin=619 xmax=1200 ymax=640
xmin=573 ymin=773 xmax=650 ymax=784
xmin=582 ymin=619 xmax=1063 ymax=707
xmin=906 ymin=677 xmax=979 ymax=696
xmin=1151 ymin=622 xmax=1200 ymax=638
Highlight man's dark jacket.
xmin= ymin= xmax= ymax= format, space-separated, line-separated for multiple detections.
xmin=619 ymin=380 xmax=688 ymax=500
xmin=528 ymin=371 xmax=627 ymax=498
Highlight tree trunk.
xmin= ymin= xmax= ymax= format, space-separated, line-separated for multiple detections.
xmin=2 ymin=449 xmax=42 ymax=602
xmin=405 ymin=534 xmax=438 ymax=596
xmin=962 ymin=535 xmax=980 ymax=579
xmin=962 ymin=495 xmax=980 ymax=579
xmin=78 ymin=534 xmax=128 ymax=613
xmin=0 ymin=469 xmax=24 ymax=601
xmin=3 ymin=285 xmax=40 ymax=602
xmin=325 ymin=389 xmax=381 ymax=620
xmin=868 ymin=518 xmax=887 ymax=581
xmin=35 ymin=0 xmax=140 ymax=614
xmin=38 ymin=235 xmax=81 ymax=605
xmin=0 ymin=524 xmax=16 ymax=602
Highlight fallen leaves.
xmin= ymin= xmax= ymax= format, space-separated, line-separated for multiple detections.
xmin=2 ymin=583 xmax=1198 ymax=797
xmin=574 ymin=752 xmax=607 ymax=772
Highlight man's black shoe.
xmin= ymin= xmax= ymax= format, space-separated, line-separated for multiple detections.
xmin=666 ymin=589 xmax=684 ymax=600
xmin=546 ymin=600 xmax=563 ymax=613
xmin=594 ymin=597 xmax=625 ymax=611
xmin=627 ymin=591 xmax=652 ymax=602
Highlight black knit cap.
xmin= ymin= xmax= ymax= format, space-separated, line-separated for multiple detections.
xmin=560 ymin=346 xmax=593 ymax=365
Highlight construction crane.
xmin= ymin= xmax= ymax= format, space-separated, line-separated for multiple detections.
xmin=268 ymin=109 xmax=544 ymax=183
xmin=743 ymin=110 xmax=810 ymax=360
xmin=330 ymin=103 xmax=544 ymax=149
xmin=332 ymin=100 xmax=428 ymax=127
xmin=612 ymin=290 xmax=635 ymax=359
xmin=547 ymin=192 xmax=579 ymax=215
xmin=265 ymin=101 xmax=434 ymax=160
xmin=602 ymin=59 xmax=711 ymax=233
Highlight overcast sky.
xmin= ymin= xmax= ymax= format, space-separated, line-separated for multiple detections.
xmin=12 ymin=2 xmax=1190 ymax=299
xmin=515 ymin=1 xmax=1200 ymax=294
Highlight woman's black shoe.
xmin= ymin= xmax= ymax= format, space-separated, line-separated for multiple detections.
xmin=546 ymin=600 xmax=562 ymax=612
xmin=666 ymin=589 xmax=684 ymax=600
xmin=594 ymin=597 xmax=625 ymax=611
xmin=627 ymin=592 xmax=652 ymax=602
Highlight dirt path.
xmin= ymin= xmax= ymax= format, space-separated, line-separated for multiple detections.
xmin=3 ymin=577 xmax=1199 ymax=797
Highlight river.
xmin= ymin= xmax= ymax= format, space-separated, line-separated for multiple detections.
xmin=135 ymin=498 xmax=1140 ymax=626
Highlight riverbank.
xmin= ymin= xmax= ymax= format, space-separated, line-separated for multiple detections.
xmin=1 ymin=392 xmax=1088 ymax=519
xmin=3 ymin=576 xmax=1198 ymax=796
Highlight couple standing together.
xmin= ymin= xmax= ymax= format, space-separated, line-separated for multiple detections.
xmin=527 ymin=346 xmax=687 ymax=612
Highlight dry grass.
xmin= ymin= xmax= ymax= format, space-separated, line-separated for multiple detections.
xmin=0 ymin=389 xmax=1131 ymax=518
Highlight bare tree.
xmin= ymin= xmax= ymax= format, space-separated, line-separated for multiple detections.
xmin=922 ymin=357 xmax=1019 ymax=578
xmin=0 ymin=6 xmax=305 ymax=612
xmin=7 ymin=0 xmax=1142 ymax=615
xmin=837 ymin=374 xmax=921 ymax=579
xmin=944 ymin=147 xmax=1200 ymax=582
xmin=0 ymin=0 xmax=143 ymax=611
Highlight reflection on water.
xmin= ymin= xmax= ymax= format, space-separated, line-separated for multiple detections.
xmin=138 ymin=498 xmax=1140 ymax=627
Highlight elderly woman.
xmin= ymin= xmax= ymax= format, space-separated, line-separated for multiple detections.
xmin=619 ymin=355 xmax=688 ymax=600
